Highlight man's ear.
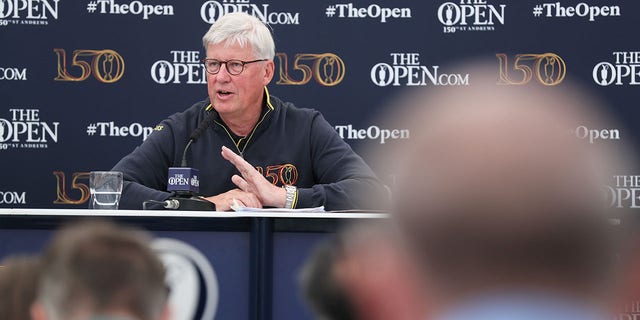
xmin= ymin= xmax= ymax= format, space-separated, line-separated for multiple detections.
xmin=263 ymin=60 xmax=275 ymax=85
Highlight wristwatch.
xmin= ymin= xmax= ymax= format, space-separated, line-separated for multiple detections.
xmin=284 ymin=185 xmax=297 ymax=209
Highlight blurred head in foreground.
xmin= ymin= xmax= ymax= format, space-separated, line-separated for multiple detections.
xmin=0 ymin=255 xmax=42 ymax=320
xmin=32 ymin=220 xmax=168 ymax=320
xmin=300 ymin=221 xmax=426 ymax=320
xmin=299 ymin=232 xmax=357 ymax=320
xmin=386 ymin=64 xmax=632 ymax=318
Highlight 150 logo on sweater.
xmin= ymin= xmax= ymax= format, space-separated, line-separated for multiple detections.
xmin=256 ymin=164 xmax=298 ymax=186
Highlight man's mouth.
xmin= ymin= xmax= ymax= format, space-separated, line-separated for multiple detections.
xmin=217 ymin=90 xmax=233 ymax=96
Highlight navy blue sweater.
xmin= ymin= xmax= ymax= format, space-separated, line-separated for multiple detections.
xmin=112 ymin=89 xmax=387 ymax=210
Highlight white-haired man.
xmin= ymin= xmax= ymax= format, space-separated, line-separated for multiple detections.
xmin=113 ymin=12 xmax=386 ymax=211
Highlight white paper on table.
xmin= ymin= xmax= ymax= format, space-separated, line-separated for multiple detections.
xmin=230 ymin=199 xmax=324 ymax=213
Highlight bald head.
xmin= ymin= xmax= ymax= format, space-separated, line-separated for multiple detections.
xmin=389 ymin=67 xmax=628 ymax=303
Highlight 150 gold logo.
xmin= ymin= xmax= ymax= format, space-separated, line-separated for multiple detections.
xmin=54 ymin=49 xmax=125 ymax=83
xmin=276 ymin=53 xmax=345 ymax=86
xmin=53 ymin=171 xmax=90 ymax=205
xmin=255 ymin=164 xmax=298 ymax=186
xmin=496 ymin=53 xmax=566 ymax=86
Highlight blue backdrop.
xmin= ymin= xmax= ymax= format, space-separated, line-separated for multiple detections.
xmin=2 ymin=0 xmax=639 ymax=209
xmin=2 ymin=1 xmax=640 ymax=319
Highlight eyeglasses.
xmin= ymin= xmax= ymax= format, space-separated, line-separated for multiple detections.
xmin=202 ymin=58 xmax=267 ymax=75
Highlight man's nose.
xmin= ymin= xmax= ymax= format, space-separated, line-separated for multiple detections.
xmin=216 ymin=63 xmax=232 ymax=81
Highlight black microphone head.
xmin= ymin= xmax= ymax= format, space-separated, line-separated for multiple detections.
xmin=189 ymin=130 xmax=202 ymax=142
xmin=190 ymin=112 xmax=216 ymax=142
xmin=182 ymin=112 xmax=217 ymax=167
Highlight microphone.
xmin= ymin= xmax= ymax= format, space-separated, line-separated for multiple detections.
xmin=182 ymin=112 xmax=217 ymax=166
xmin=163 ymin=112 xmax=217 ymax=211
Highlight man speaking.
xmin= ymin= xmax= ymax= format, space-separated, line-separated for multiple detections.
xmin=112 ymin=12 xmax=386 ymax=211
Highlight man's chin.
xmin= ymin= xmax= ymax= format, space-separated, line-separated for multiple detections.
xmin=211 ymin=103 xmax=237 ymax=116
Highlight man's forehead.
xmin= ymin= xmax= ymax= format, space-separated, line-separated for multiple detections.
xmin=207 ymin=40 xmax=252 ymax=54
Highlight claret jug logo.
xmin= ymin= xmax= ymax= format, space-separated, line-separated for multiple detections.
xmin=593 ymin=51 xmax=640 ymax=86
xmin=200 ymin=0 xmax=300 ymax=25
xmin=0 ymin=0 xmax=60 ymax=26
xmin=0 ymin=108 xmax=59 ymax=150
xmin=54 ymin=49 xmax=125 ymax=83
xmin=438 ymin=0 xmax=506 ymax=33
xmin=497 ymin=53 xmax=566 ymax=86
xmin=371 ymin=53 xmax=470 ymax=87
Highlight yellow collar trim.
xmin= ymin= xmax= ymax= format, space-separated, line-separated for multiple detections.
xmin=264 ymin=86 xmax=274 ymax=110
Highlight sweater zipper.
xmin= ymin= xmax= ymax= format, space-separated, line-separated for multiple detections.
xmin=214 ymin=108 xmax=271 ymax=158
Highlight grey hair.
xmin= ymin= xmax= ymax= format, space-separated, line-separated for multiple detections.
xmin=202 ymin=12 xmax=275 ymax=60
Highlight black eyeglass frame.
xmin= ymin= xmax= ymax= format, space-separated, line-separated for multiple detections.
xmin=201 ymin=58 xmax=268 ymax=75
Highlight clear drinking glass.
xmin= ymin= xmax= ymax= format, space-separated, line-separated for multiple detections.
xmin=89 ymin=171 xmax=123 ymax=209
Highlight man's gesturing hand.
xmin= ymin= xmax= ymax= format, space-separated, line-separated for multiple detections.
xmin=203 ymin=188 xmax=261 ymax=211
xmin=221 ymin=146 xmax=287 ymax=208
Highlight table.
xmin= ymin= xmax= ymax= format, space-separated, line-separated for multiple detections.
xmin=0 ymin=209 xmax=387 ymax=320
